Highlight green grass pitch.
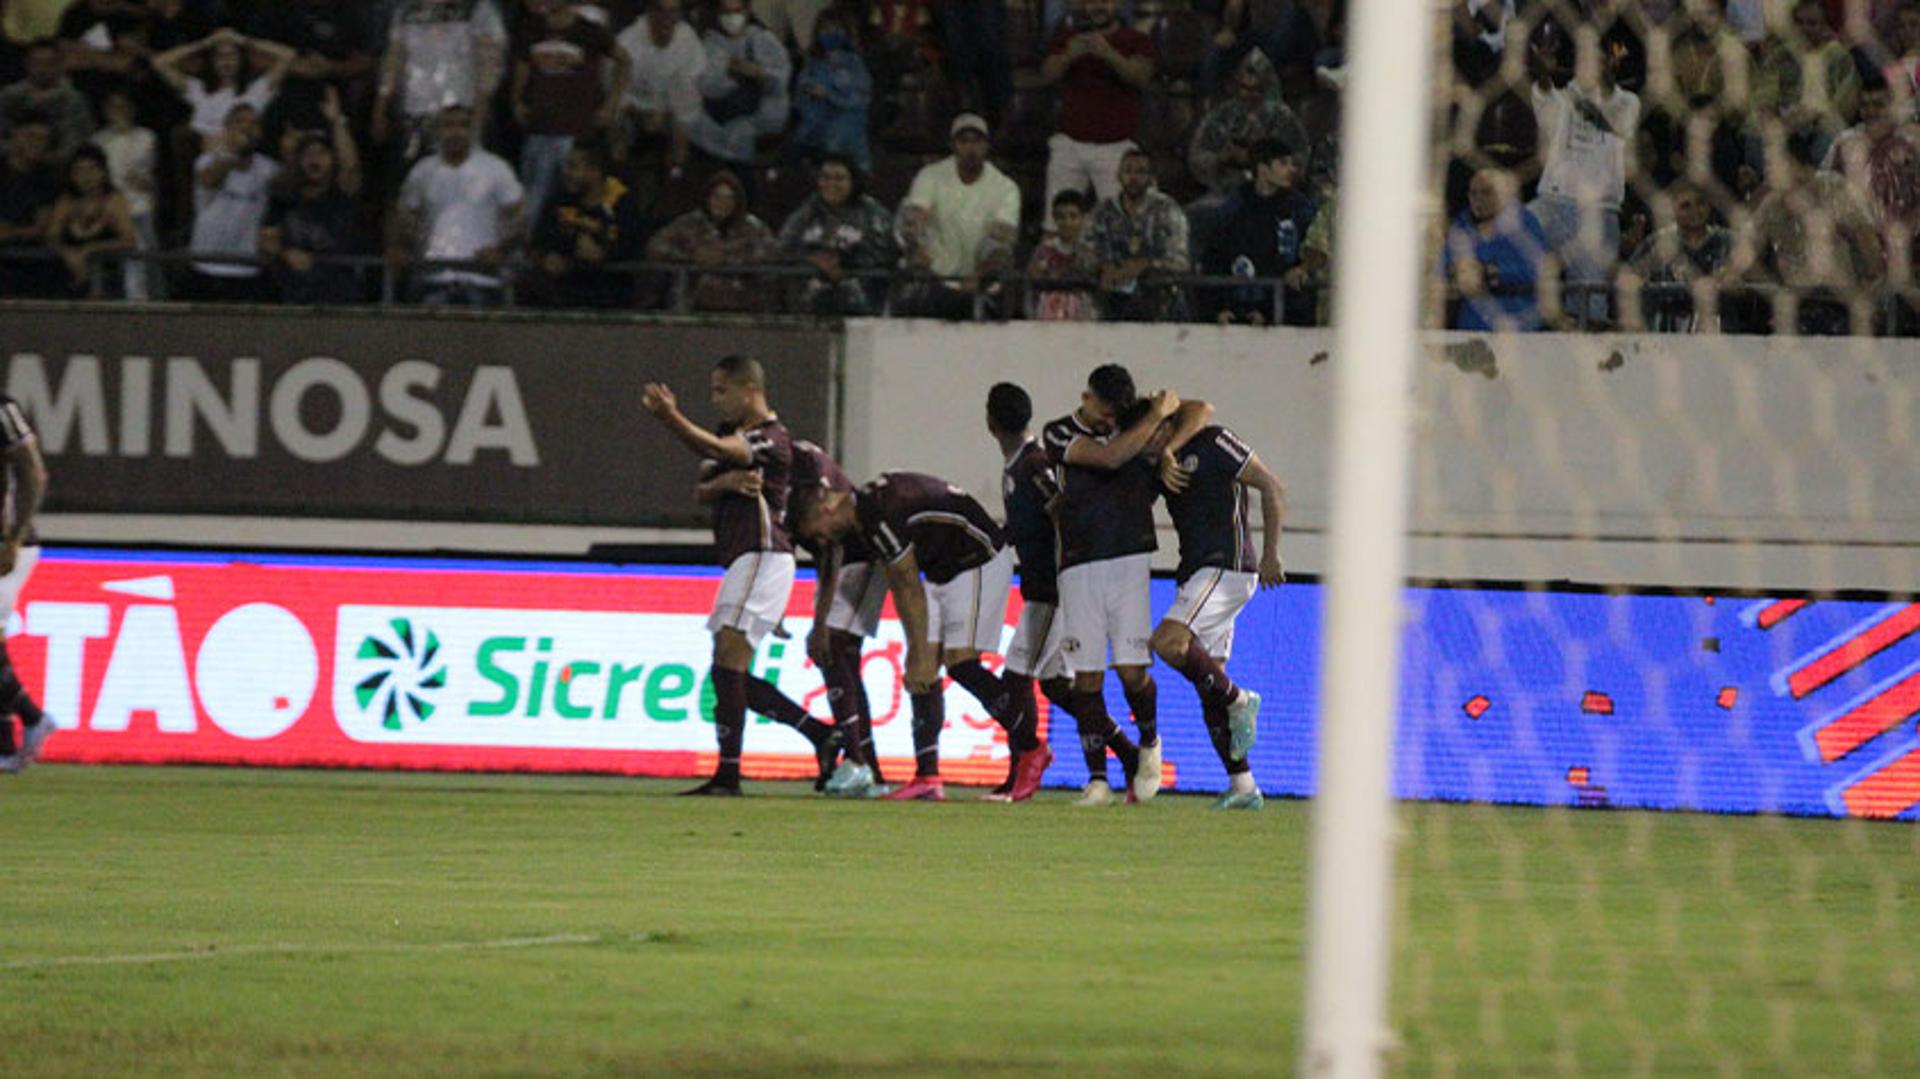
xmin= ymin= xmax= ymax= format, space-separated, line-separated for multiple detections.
xmin=3 ymin=766 xmax=1916 ymax=1076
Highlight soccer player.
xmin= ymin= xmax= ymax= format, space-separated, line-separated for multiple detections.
xmin=1042 ymin=364 xmax=1209 ymax=805
xmin=642 ymin=355 xmax=838 ymax=796
xmin=0 ymin=394 xmax=51 ymax=774
xmin=983 ymin=382 xmax=1069 ymax=801
xmin=1147 ymin=413 xmax=1286 ymax=809
xmin=797 ymin=472 xmax=1046 ymax=802
xmin=787 ymin=437 xmax=889 ymax=797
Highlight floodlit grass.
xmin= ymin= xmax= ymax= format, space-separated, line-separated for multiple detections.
xmin=2 ymin=767 xmax=1915 ymax=1076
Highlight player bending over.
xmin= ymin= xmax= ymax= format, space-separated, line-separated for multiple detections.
xmin=797 ymin=472 xmax=1048 ymax=802
xmin=643 ymin=355 xmax=838 ymax=796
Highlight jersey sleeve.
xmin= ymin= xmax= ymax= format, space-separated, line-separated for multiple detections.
xmin=857 ymin=484 xmax=911 ymax=566
xmin=1040 ymin=417 xmax=1081 ymax=467
xmin=1210 ymin=426 xmax=1254 ymax=477
xmin=0 ymin=399 xmax=34 ymax=449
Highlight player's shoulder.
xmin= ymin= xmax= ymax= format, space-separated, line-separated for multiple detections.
xmin=1041 ymin=413 xmax=1085 ymax=448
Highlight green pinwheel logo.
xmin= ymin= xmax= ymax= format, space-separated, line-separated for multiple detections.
xmin=353 ymin=618 xmax=447 ymax=730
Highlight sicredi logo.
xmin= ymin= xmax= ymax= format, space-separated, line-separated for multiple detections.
xmin=349 ymin=618 xmax=448 ymax=730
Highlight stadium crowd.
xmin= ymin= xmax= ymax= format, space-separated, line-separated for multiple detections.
xmin=0 ymin=0 xmax=1913 ymax=333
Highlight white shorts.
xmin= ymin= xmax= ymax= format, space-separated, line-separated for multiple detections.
xmin=1057 ymin=552 xmax=1154 ymax=673
xmin=1004 ymin=600 xmax=1069 ymax=681
xmin=825 ymin=560 xmax=888 ymax=638
xmin=707 ymin=551 xmax=796 ymax=649
xmin=923 ymin=547 xmax=1015 ymax=655
xmin=1162 ymin=568 xmax=1258 ymax=660
xmin=0 ymin=545 xmax=39 ymax=620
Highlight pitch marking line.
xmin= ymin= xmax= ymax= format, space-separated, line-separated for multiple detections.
xmin=0 ymin=932 xmax=635 ymax=971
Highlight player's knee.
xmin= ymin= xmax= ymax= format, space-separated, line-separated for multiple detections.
xmin=1150 ymin=623 xmax=1189 ymax=666
xmin=1071 ymin=670 xmax=1103 ymax=693
xmin=1116 ymin=665 xmax=1152 ymax=692
xmin=942 ymin=647 xmax=980 ymax=668
xmin=711 ymin=629 xmax=753 ymax=671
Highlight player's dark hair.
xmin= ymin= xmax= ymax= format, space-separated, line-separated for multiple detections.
xmin=1087 ymin=363 xmax=1137 ymax=410
xmin=986 ymin=382 xmax=1032 ymax=433
xmin=713 ymin=353 xmax=766 ymax=388
xmin=1117 ymin=398 xmax=1155 ymax=430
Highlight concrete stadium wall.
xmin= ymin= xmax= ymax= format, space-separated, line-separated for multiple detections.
xmin=840 ymin=320 xmax=1919 ymax=593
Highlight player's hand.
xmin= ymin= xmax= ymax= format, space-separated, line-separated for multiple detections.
xmin=1148 ymin=388 xmax=1180 ymax=418
xmin=904 ymin=645 xmax=940 ymax=694
xmin=721 ymin=470 xmax=763 ymax=496
xmin=1158 ymin=451 xmax=1194 ymax=493
xmin=1259 ymin=552 xmax=1285 ymax=589
xmin=641 ymin=382 xmax=678 ymax=417
xmin=807 ymin=623 xmax=833 ymax=668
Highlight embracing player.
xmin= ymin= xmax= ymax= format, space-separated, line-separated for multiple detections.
xmin=1042 ymin=364 xmax=1211 ymax=805
xmin=1146 ymin=409 xmax=1286 ymax=809
xmin=797 ymin=472 xmax=1047 ymax=802
xmin=643 ymin=355 xmax=838 ymax=796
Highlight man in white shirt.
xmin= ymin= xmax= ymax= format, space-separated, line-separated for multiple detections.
xmin=373 ymin=0 xmax=507 ymax=165
xmin=391 ymin=104 xmax=526 ymax=306
xmin=897 ymin=113 xmax=1023 ymax=319
xmin=616 ymin=0 xmax=706 ymax=170
xmin=1529 ymin=40 xmax=1640 ymax=324
xmin=188 ymin=103 xmax=280 ymax=302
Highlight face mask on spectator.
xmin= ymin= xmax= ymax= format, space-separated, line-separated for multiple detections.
xmin=720 ymin=12 xmax=747 ymax=34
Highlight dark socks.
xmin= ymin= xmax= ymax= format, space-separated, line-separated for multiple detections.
xmin=1123 ymin=676 xmax=1159 ymax=748
xmin=711 ymin=667 xmax=748 ymax=786
xmin=1073 ymin=688 xmax=1139 ymax=780
xmin=828 ymin=633 xmax=882 ymax=777
xmin=910 ymin=690 xmax=944 ymax=778
xmin=1179 ymin=639 xmax=1240 ymax=712
xmin=744 ymin=674 xmax=832 ymax=746
xmin=1203 ymin=701 xmax=1252 ymax=775
xmin=996 ymin=671 xmax=1042 ymax=752
xmin=949 ymin=659 xmax=1041 ymax=752
xmin=0 ymin=644 xmax=42 ymax=727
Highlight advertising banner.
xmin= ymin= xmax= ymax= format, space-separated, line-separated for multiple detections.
xmin=1 ymin=308 xmax=835 ymax=526
xmin=10 ymin=550 xmax=1918 ymax=820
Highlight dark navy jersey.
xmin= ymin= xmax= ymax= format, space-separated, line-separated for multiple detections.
xmin=708 ymin=415 xmax=793 ymax=566
xmin=1002 ymin=438 xmax=1060 ymax=603
xmin=1042 ymin=412 xmax=1159 ymax=571
xmin=1162 ymin=425 xmax=1257 ymax=584
xmin=787 ymin=438 xmax=872 ymax=566
xmin=855 ymin=471 xmax=1006 ymax=585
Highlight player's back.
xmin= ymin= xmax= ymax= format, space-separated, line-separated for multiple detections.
xmin=1163 ymin=424 xmax=1257 ymax=583
xmin=1041 ymin=413 xmax=1158 ymax=571
xmin=1002 ymin=438 xmax=1060 ymax=603
xmin=857 ymin=471 xmax=1005 ymax=584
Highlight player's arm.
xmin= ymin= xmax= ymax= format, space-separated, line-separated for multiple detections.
xmin=2 ymin=435 xmax=46 ymax=572
xmin=1061 ymin=389 xmax=1181 ymax=471
xmin=806 ymin=541 xmax=843 ymax=667
xmin=882 ymin=546 xmax=939 ymax=692
xmin=640 ymin=383 xmax=754 ymax=465
xmin=694 ymin=466 xmax=760 ymax=502
xmin=1240 ymin=451 xmax=1287 ymax=588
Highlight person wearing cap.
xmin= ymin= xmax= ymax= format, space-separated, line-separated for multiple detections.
xmin=895 ymin=112 xmax=1022 ymax=319
xmin=260 ymin=86 xmax=365 ymax=304
xmin=1038 ymin=0 xmax=1154 ymax=213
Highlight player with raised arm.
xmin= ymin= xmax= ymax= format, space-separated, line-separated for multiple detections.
xmin=1042 ymin=364 xmax=1210 ymax=805
xmin=643 ymin=355 xmax=838 ymax=796
xmin=796 ymin=472 xmax=1043 ymax=802
xmin=1146 ymin=409 xmax=1286 ymax=809
xmin=0 ymin=395 xmax=51 ymax=774
xmin=982 ymin=383 xmax=1067 ymax=801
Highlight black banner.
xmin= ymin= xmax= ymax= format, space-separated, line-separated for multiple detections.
xmin=0 ymin=306 xmax=835 ymax=527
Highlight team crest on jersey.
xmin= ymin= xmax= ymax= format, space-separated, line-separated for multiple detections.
xmin=1061 ymin=637 xmax=1081 ymax=653
xmin=1003 ymin=474 xmax=1015 ymax=497
xmin=1180 ymin=454 xmax=1199 ymax=474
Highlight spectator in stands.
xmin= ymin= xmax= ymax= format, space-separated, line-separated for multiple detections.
xmin=187 ymin=102 xmax=279 ymax=301
xmin=525 ymin=139 xmax=645 ymax=309
xmin=1039 ymin=0 xmax=1154 ymax=212
xmin=0 ymin=39 xmax=94 ymax=159
xmin=751 ymin=0 xmax=830 ymax=51
xmin=1528 ymin=24 xmax=1640 ymax=325
xmin=645 ymin=167 xmax=777 ymax=312
xmin=1300 ymin=188 xmax=1335 ymax=323
xmin=1440 ymin=167 xmax=1552 ymax=332
xmin=616 ymin=0 xmax=705 ymax=171
xmin=1201 ymin=0 xmax=1325 ymax=96
xmin=511 ymin=0 xmax=630 ymax=230
xmin=0 ymin=113 xmax=64 ymax=296
xmin=259 ymin=87 xmax=366 ymax=304
xmin=1185 ymin=52 xmax=1307 ymax=264
xmin=152 ymin=27 xmax=295 ymax=154
xmin=373 ymin=0 xmax=508 ymax=166
xmin=245 ymin=0 xmax=375 ymax=161
xmin=1884 ymin=3 xmax=1920 ymax=115
xmin=777 ymin=153 xmax=897 ymax=315
xmin=896 ymin=113 xmax=1021 ymax=319
xmin=1618 ymin=181 xmax=1735 ymax=332
xmin=1449 ymin=0 xmax=1514 ymax=89
xmin=687 ymin=0 xmax=789 ymax=166
xmin=866 ymin=0 xmax=933 ymax=113
xmin=1027 ymin=188 xmax=1100 ymax=320
xmin=1822 ymin=75 xmax=1920 ymax=287
xmin=1752 ymin=0 xmax=1860 ymax=167
xmin=46 ymin=143 xmax=135 ymax=296
xmin=1087 ymin=148 xmax=1190 ymax=322
xmin=91 ymin=87 xmax=156 ymax=298
xmin=55 ymin=0 xmax=145 ymax=109
xmin=934 ymin=0 xmax=1011 ymax=125
xmin=1635 ymin=9 xmax=1749 ymax=204
xmin=1730 ymin=131 xmax=1886 ymax=333
xmin=788 ymin=9 xmax=871 ymax=172
xmin=391 ymin=103 xmax=525 ymax=307
xmin=1205 ymin=138 xmax=1316 ymax=326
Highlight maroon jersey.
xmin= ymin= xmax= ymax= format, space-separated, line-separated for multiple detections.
xmin=708 ymin=416 xmax=793 ymax=566
xmin=1042 ymin=412 xmax=1158 ymax=571
xmin=854 ymin=471 xmax=1006 ymax=585
xmin=0 ymin=394 xmax=37 ymax=547
xmin=787 ymin=437 xmax=871 ymax=566
xmin=1161 ymin=425 xmax=1258 ymax=584
xmin=1002 ymin=438 xmax=1061 ymax=603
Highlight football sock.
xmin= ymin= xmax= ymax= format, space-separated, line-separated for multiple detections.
xmin=0 ymin=644 xmax=43 ymax=726
xmin=946 ymin=659 xmax=1016 ymax=733
xmin=1123 ymin=676 xmax=1159 ymax=748
xmin=0 ymin=717 xmax=15 ymax=756
xmin=828 ymin=632 xmax=882 ymax=776
xmin=996 ymin=671 xmax=1043 ymax=752
xmin=1073 ymin=688 xmax=1139 ymax=777
xmin=1203 ymin=701 xmax=1252 ymax=775
xmin=1180 ymin=638 xmax=1241 ymax=713
xmin=909 ymin=690 xmax=944 ymax=778
xmin=711 ymin=667 xmax=748 ymax=786
xmin=744 ymin=674 xmax=831 ymax=745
